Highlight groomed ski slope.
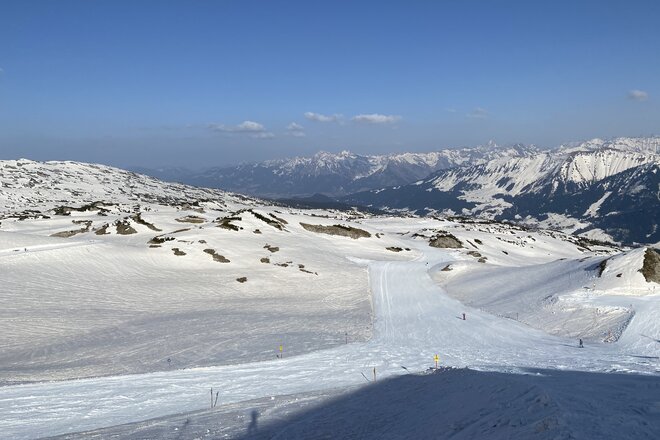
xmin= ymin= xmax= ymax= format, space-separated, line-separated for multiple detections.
xmin=1 ymin=238 xmax=657 ymax=440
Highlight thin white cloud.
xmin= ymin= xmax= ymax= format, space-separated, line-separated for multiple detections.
xmin=445 ymin=108 xmax=457 ymax=113
xmin=351 ymin=113 xmax=401 ymax=124
xmin=287 ymin=122 xmax=304 ymax=131
xmin=214 ymin=120 xmax=266 ymax=132
xmin=304 ymin=112 xmax=342 ymax=122
xmin=208 ymin=120 xmax=274 ymax=138
xmin=628 ymin=89 xmax=649 ymax=101
xmin=252 ymin=132 xmax=275 ymax=139
xmin=286 ymin=122 xmax=305 ymax=137
xmin=467 ymin=107 xmax=489 ymax=119
xmin=0 ymin=67 xmax=4 ymax=74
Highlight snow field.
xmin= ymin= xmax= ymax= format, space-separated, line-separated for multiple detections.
xmin=1 ymin=205 xmax=425 ymax=385
xmin=1 ymin=221 xmax=658 ymax=439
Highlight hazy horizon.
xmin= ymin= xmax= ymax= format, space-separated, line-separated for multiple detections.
xmin=1 ymin=1 xmax=659 ymax=169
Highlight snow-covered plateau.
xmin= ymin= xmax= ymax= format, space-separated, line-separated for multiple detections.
xmin=0 ymin=159 xmax=659 ymax=439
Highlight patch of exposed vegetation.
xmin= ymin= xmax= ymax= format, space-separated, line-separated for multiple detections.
xmin=131 ymin=213 xmax=161 ymax=231
xmin=148 ymin=228 xmax=191 ymax=245
xmin=441 ymin=264 xmax=452 ymax=271
xmin=172 ymin=248 xmax=186 ymax=256
xmin=275 ymin=262 xmax=289 ymax=267
xmin=269 ymin=212 xmax=288 ymax=224
xmin=466 ymin=240 xmax=479 ymax=249
xmin=179 ymin=202 xmax=205 ymax=213
xmin=474 ymin=238 xmax=483 ymax=245
xmin=300 ymin=222 xmax=371 ymax=239
xmin=260 ymin=257 xmax=270 ymax=264
xmin=386 ymin=247 xmax=403 ymax=252
xmin=2 ymin=210 xmax=50 ymax=221
xmin=253 ymin=229 xmax=262 ymax=234
xmin=251 ymin=210 xmax=286 ymax=230
xmin=639 ymin=248 xmax=660 ymax=283
xmin=148 ymin=235 xmax=174 ymax=245
xmin=575 ymin=236 xmax=619 ymax=251
xmin=216 ymin=216 xmax=242 ymax=231
xmin=176 ymin=215 xmax=205 ymax=224
xmin=429 ymin=231 xmax=462 ymax=249
xmin=50 ymin=228 xmax=86 ymax=238
xmin=598 ymin=258 xmax=609 ymax=277
xmin=465 ymin=250 xmax=487 ymax=263
xmin=95 ymin=223 xmax=110 ymax=235
xmin=115 ymin=220 xmax=137 ymax=235
xmin=236 ymin=277 xmax=248 ymax=283
xmin=53 ymin=201 xmax=112 ymax=216
xmin=203 ymin=248 xmax=230 ymax=263
xmin=264 ymin=244 xmax=279 ymax=253
xmin=50 ymin=220 xmax=92 ymax=238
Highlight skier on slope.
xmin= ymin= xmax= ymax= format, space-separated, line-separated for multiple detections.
xmin=579 ymin=338 xmax=583 ymax=348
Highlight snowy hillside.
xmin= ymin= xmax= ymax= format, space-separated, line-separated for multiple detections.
xmin=344 ymin=137 xmax=660 ymax=244
xmin=0 ymin=159 xmax=256 ymax=213
xmin=1 ymin=159 xmax=659 ymax=439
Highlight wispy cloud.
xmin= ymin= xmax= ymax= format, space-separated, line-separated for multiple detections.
xmin=286 ymin=122 xmax=305 ymax=137
xmin=628 ymin=89 xmax=649 ymax=101
xmin=467 ymin=107 xmax=489 ymax=119
xmin=0 ymin=67 xmax=4 ymax=75
xmin=352 ymin=113 xmax=401 ymax=124
xmin=252 ymin=132 xmax=275 ymax=139
xmin=208 ymin=120 xmax=274 ymax=138
xmin=209 ymin=120 xmax=266 ymax=132
xmin=304 ymin=112 xmax=342 ymax=123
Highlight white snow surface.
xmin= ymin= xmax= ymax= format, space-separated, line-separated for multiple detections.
xmin=1 ymin=217 xmax=659 ymax=439
xmin=0 ymin=160 xmax=659 ymax=439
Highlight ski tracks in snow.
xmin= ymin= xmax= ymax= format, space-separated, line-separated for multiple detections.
xmin=0 ymin=246 xmax=657 ymax=439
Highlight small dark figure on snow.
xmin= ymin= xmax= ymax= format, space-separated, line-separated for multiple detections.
xmin=579 ymin=338 xmax=583 ymax=348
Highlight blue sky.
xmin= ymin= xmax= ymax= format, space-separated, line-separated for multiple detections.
xmin=1 ymin=0 xmax=658 ymax=168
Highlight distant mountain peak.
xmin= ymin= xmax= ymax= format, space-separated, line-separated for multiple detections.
xmin=559 ymin=136 xmax=660 ymax=155
xmin=342 ymin=136 xmax=660 ymax=244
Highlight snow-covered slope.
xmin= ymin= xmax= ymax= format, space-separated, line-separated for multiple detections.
xmin=0 ymin=159 xmax=256 ymax=213
xmin=51 ymin=367 xmax=660 ymax=440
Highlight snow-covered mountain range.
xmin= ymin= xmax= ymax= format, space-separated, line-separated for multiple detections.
xmin=343 ymin=137 xmax=660 ymax=244
xmin=135 ymin=142 xmax=538 ymax=198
